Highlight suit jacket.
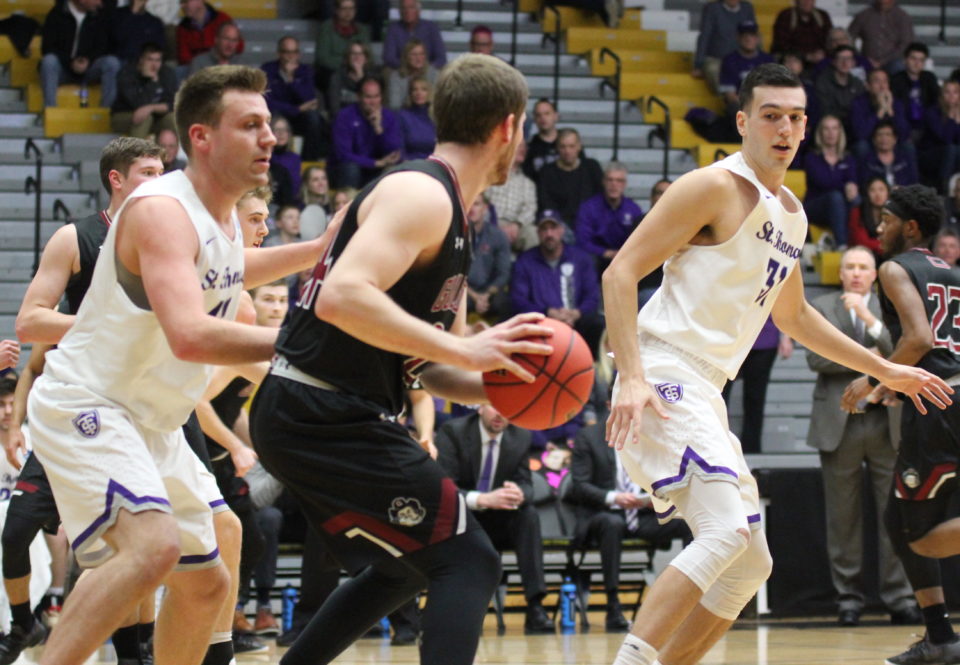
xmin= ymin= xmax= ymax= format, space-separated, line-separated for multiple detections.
xmin=806 ymin=290 xmax=895 ymax=452
xmin=569 ymin=423 xmax=632 ymax=542
xmin=435 ymin=413 xmax=534 ymax=506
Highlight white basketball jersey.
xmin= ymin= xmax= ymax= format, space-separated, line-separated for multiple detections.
xmin=637 ymin=152 xmax=807 ymax=379
xmin=43 ymin=170 xmax=245 ymax=432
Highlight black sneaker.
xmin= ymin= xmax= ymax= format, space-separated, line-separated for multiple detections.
xmin=233 ymin=631 xmax=269 ymax=654
xmin=276 ymin=626 xmax=301 ymax=648
xmin=0 ymin=621 xmax=47 ymax=665
xmin=885 ymin=634 xmax=960 ymax=665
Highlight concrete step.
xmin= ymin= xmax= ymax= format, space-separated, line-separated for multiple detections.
xmin=0 ymin=221 xmax=61 ymax=251
xmin=0 ymin=163 xmax=78 ymax=190
xmin=0 ymin=191 xmax=98 ymax=221
xmin=0 ymin=137 xmax=62 ymax=164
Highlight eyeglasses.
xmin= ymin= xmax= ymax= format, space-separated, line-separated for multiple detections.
xmin=279 ymin=49 xmax=299 ymax=54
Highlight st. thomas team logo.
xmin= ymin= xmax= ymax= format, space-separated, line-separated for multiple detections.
xmin=655 ymin=383 xmax=683 ymax=403
xmin=72 ymin=410 xmax=101 ymax=438
xmin=388 ymin=497 xmax=426 ymax=527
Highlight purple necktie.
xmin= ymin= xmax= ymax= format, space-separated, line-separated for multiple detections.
xmin=477 ymin=439 xmax=497 ymax=492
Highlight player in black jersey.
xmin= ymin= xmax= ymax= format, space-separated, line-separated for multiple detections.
xmin=843 ymin=185 xmax=960 ymax=665
xmin=250 ymin=54 xmax=553 ymax=665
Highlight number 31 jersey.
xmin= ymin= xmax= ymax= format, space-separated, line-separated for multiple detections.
xmin=881 ymin=247 xmax=960 ymax=379
xmin=637 ymin=152 xmax=808 ymax=380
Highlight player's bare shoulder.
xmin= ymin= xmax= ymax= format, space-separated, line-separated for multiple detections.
xmin=359 ymin=170 xmax=453 ymax=226
xmin=664 ymin=165 xmax=755 ymax=245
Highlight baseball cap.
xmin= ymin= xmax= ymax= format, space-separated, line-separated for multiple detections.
xmin=536 ymin=209 xmax=564 ymax=227
xmin=737 ymin=20 xmax=759 ymax=34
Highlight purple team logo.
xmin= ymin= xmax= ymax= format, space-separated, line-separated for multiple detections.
xmin=655 ymin=382 xmax=683 ymax=403
xmin=72 ymin=410 xmax=101 ymax=438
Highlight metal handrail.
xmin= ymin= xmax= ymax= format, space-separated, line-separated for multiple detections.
xmin=52 ymin=198 xmax=72 ymax=223
xmin=455 ymin=0 xmax=463 ymax=28
xmin=940 ymin=0 xmax=947 ymax=42
xmin=645 ymin=96 xmax=670 ymax=181
xmin=598 ymin=47 xmax=622 ymax=161
xmin=510 ymin=0 xmax=519 ymax=66
xmin=713 ymin=148 xmax=730 ymax=162
xmin=541 ymin=5 xmax=561 ymax=109
xmin=23 ymin=138 xmax=42 ymax=275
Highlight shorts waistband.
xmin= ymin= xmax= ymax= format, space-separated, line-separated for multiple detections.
xmin=640 ymin=333 xmax=728 ymax=389
xmin=270 ymin=355 xmax=340 ymax=392
xmin=947 ymin=373 xmax=960 ymax=387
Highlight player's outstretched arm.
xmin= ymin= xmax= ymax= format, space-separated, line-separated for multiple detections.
xmin=243 ymin=207 xmax=344 ymax=288
xmin=119 ymin=196 xmax=278 ymax=365
xmin=15 ymin=225 xmax=79 ymax=344
xmin=314 ymin=171 xmax=552 ymax=374
xmin=773 ymin=265 xmax=952 ymax=414
xmin=602 ymin=168 xmax=729 ymax=450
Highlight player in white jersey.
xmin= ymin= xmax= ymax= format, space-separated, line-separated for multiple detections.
xmin=25 ymin=66 xmax=337 ymax=665
xmin=602 ymin=63 xmax=953 ymax=665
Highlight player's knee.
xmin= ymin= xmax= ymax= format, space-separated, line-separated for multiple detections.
xmin=214 ymin=509 xmax=242 ymax=557
xmin=670 ymin=523 xmax=750 ymax=593
xmin=700 ymin=532 xmax=771 ymax=620
xmin=0 ymin=519 xmax=34 ymax=579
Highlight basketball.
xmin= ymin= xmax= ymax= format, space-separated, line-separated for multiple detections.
xmin=482 ymin=318 xmax=595 ymax=430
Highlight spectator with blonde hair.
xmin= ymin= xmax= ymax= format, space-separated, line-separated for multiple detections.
xmin=804 ymin=114 xmax=859 ymax=248
xmin=386 ymin=38 xmax=438 ymax=109
xmin=398 ymin=75 xmax=436 ymax=159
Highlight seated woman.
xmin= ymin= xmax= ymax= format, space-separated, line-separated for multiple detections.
xmin=386 ymin=38 xmax=439 ymax=110
xmin=918 ymin=79 xmax=960 ymax=194
xmin=270 ymin=116 xmax=302 ymax=197
xmin=299 ymin=165 xmax=331 ymax=240
xmin=398 ymin=76 xmax=436 ymax=160
xmin=803 ymin=115 xmax=859 ymax=248
xmin=847 ymin=176 xmax=889 ymax=259
xmin=325 ymin=40 xmax=376 ymax=116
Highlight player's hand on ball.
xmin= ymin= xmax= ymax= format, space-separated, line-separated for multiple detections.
xmin=878 ymin=364 xmax=953 ymax=415
xmin=606 ymin=376 xmax=669 ymax=451
xmin=464 ymin=312 xmax=553 ymax=382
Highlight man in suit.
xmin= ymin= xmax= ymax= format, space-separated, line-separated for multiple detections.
xmin=806 ymin=245 xmax=920 ymax=627
xmin=570 ymin=422 xmax=691 ymax=631
xmin=435 ymin=405 xmax=554 ymax=634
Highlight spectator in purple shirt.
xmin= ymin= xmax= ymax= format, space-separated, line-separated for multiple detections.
xmin=270 ymin=116 xmax=303 ymax=198
xmin=398 ymin=75 xmax=436 ymax=159
xmin=719 ymin=21 xmax=774 ymax=123
xmin=511 ymin=210 xmax=604 ymax=357
xmin=918 ymin=80 xmax=960 ymax=194
xmin=574 ymin=161 xmax=643 ymax=271
xmin=804 ymin=115 xmax=859 ymax=248
xmin=262 ymin=36 xmax=329 ymax=161
xmin=382 ymin=0 xmax=446 ymax=70
xmin=848 ymin=68 xmax=912 ymax=159
xmin=330 ymin=76 xmax=403 ymax=188
xmin=891 ymin=42 xmax=941 ymax=140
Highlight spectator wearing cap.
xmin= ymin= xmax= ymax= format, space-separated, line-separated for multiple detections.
xmin=847 ymin=0 xmax=913 ymax=74
xmin=466 ymin=196 xmax=512 ymax=321
xmin=468 ymin=25 xmax=494 ymax=55
xmin=382 ymin=0 xmax=446 ymax=70
xmin=511 ymin=210 xmax=604 ymax=357
xmin=537 ymin=128 xmax=603 ymax=231
xmin=176 ymin=0 xmax=244 ymax=65
xmin=891 ymin=42 xmax=941 ymax=139
xmin=770 ymin=0 xmax=832 ymax=69
xmin=719 ymin=21 xmax=774 ymax=117
xmin=692 ymin=0 xmax=757 ymax=95
xmin=574 ymin=161 xmax=643 ymax=272
xmin=262 ymin=36 xmax=328 ymax=161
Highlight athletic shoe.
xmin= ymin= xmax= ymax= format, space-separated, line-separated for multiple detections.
xmin=276 ymin=626 xmax=302 ymax=647
xmin=233 ymin=609 xmax=254 ymax=634
xmin=40 ymin=604 xmax=61 ymax=631
xmin=0 ymin=621 xmax=47 ymax=665
xmin=390 ymin=627 xmax=418 ymax=646
xmin=885 ymin=634 xmax=960 ymax=665
xmin=254 ymin=607 xmax=280 ymax=636
xmin=233 ymin=631 xmax=269 ymax=654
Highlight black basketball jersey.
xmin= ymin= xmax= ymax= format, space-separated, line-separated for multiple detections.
xmin=63 ymin=210 xmax=111 ymax=314
xmin=204 ymin=376 xmax=253 ymax=458
xmin=880 ymin=247 xmax=960 ymax=379
xmin=276 ymin=159 xmax=471 ymax=414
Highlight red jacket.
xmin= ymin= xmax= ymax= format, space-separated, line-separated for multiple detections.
xmin=176 ymin=3 xmax=244 ymax=65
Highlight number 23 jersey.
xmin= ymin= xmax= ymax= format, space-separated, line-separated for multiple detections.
xmin=880 ymin=247 xmax=960 ymax=380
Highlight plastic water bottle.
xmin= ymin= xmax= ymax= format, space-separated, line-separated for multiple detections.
xmin=560 ymin=576 xmax=577 ymax=631
xmin=78 ymin=84 xmax=88 ymax=108
xmin=281 ymin=585 xmax=298 ymax=632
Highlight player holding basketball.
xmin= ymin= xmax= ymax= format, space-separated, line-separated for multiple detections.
xmin=841 ymin=185 xmax=960 ymax=665
xmin=25 ymin=66 xmax=337 ymax=665
xmin=249 ymin=54 xmax=553 ymax=665
xmin=602 ymin=63 xmax=952 ymax=665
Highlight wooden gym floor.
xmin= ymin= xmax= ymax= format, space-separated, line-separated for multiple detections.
xmin=16 ymin=612 xmax=928 ymax=664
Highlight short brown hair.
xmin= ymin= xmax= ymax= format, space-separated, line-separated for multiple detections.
xmin=174 ymin=65 xmax=267 ymax=158
xmin=99 ymin=136 xmax=164 ymax=192
xmin=238 ymin=185 xmax=273 ymax=206
xmin=431 ymin=54 xmax=527 ymax=145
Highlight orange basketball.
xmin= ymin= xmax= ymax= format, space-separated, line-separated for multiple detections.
xmin=482 ymin=318 xmax=595 ymax=430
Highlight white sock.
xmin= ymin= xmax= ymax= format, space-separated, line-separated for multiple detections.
xmin=613 ymin=634 xmax=658 ymax=665
xmin=210 ymin=630 xmax=233 ymax=644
